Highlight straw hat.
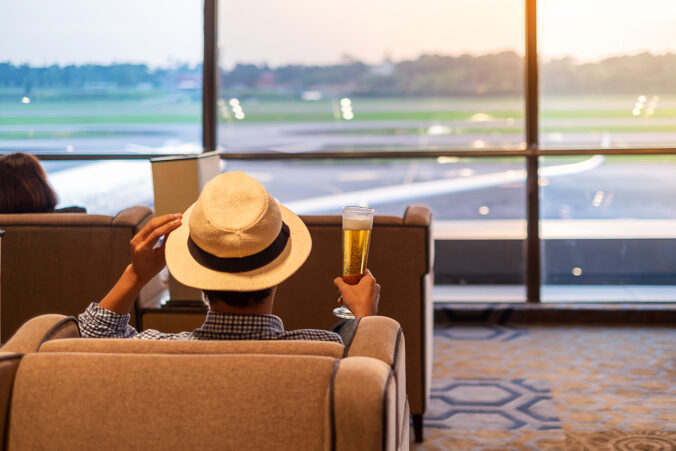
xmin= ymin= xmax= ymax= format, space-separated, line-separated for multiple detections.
xmin=165 ymin=171 xmax=311 ymax=291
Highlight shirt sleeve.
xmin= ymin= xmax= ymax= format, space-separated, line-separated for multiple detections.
xmin=78 ymin=302 xmax=139 ymax=338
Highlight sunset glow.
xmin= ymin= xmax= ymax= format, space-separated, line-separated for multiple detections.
xmin=1 ymin=0 xmax=675 ymax=67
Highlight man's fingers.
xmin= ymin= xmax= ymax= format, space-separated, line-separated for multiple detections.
xmin=134 ymin=213 xmax=181 ymax=243
xmin=334 ymin=276 xmax=346 ymax=288
xmin=142 ymin=218 xmax=182 ymax=248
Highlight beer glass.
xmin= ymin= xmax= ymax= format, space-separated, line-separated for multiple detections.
xmin=334 ymin=206 xmax=375 ymax=318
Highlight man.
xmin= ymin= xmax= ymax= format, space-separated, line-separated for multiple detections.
xmin=78 ymin=171 xmax=380 ymax=342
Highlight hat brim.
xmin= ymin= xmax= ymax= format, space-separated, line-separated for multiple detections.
xmin=165 ymin=202 xmax=311 ymax=291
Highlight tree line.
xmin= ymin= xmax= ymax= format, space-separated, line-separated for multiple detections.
xmin=2 ymin=52 xmax=675 ymax=97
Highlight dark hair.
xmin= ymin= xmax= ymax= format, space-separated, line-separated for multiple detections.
xmin=0 ymin=152 xmax=57 ymax=213
xmin=203 ymin=288 xmax=274 ymax=309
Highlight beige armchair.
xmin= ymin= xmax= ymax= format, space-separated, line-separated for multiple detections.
xmin=0 ymin=207 xmax=153 ymax=342
xmin=273 ymin=205 xmax=433 ymax=442
xmin=0 ymin=313 xmax=409 ymax=450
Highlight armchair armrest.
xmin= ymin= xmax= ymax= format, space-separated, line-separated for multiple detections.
xmin=345 ymin=316 xmax=407 ymax=450
xmin=403 ymin=205 xmax=431 ymax=226
xmin=1 ymin=315 xmax=80 ymax=354
xmin=112 ymin=206 xmax=153 ymax=233
xmin=334 ymin=357 xmax=396 ymax=451
xmin=0 ymin=353 xmax=23 ymax=450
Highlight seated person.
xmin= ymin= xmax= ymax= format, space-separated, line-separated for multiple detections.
xmin=0 ymin=152 xmax=85 ymax=213
xmin=78 ymin=171 xmax=379 ymax=342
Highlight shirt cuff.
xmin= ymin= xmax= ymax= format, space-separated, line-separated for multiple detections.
xmin=78 ymin=302 xmax=132 ymax=337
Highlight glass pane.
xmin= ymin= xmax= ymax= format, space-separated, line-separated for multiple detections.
xmin=224 ymin=157 xmax=527 ymax=302
xmin=218 ymin=0 xmax=525 ymax=152
xmin=539 ymin=0 xmax=676 ymax=149
xmin=541 ymin=155 xmax=676 ymax=302
xmin=42 ymin=160 xmax=153 ymax=215
xmin=0 ymin=1 xmax=202 ymax=156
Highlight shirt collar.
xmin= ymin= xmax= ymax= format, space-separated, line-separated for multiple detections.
xmin=198 ymin=311 xmax=285 ymax=337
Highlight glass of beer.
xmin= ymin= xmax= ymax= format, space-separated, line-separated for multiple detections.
xmin=334 ymin=206 xmax=375 ymax=318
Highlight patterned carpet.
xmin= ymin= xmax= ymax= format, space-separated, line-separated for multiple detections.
xmin=413 ymin=306 xmax=676 ymax=450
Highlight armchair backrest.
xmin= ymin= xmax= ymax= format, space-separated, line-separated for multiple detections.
xmin=274 ymin=205 xmax=433 ymax=422
xmin=9 ymin=353 xmax=343 ymax=450
xmin=1 ymin=342 xmax=397 ymax=450
xmin=0 ymin=206 xmax=152 ymax=341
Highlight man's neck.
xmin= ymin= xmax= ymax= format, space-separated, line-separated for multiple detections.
xmin=208 ymin=297 xmax=274 ymax=315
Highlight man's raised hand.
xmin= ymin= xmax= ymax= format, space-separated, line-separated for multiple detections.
xmin=129 ymin=213 xmax=182 ymax=284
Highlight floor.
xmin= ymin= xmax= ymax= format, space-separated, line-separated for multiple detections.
xmin=412 ymin=305 xmax=676 ymax=450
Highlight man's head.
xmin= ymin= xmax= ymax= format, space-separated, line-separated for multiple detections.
xmin=165 ymin=171 xmax=311 ymax=308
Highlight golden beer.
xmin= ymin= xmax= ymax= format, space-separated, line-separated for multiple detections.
xmin=335 ymin=206 xmax=374 ymax=318
xmin=342 ymin=228 xmax=372 ymax=284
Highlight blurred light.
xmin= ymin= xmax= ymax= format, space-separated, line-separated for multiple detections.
xmin=21 ymin=97 xmax=30 ymax=104
xmin=427 ymin=125 xmax=451 ymax=135
xmin=632 ymin=108 xmax=641 ymax=116
xmin=592 ymin=190 xmax=604 ymax=207
xmin=301 ymin=90 xmax=322 ymax=101
xmin=572 ymin=267 xmax=583 ymax=276
xmin=459 ymin=168 xmax=475 ymax=177
xmin=340 ymin=105 xmax=351 ymax=113
xmin=234 ymin=112 xmax=245 ymax=120
xmin=342 ymin=112 xmax=354 ymax=120
xmin=538 ymin=177 xmax=550 ymax=186
xmin=478 ymin=206 xmax=490 ymax=215
xmin=604 ymin=192 xmax=615 ymax=207
xmin=436 ymin=156 xmax=459 ymax=164
xmin=229 ymin=98 xmax=240 ymax=107
xmin=506 ymin=118 xmax=515 ymax=126
xmin=472 ymin=140 xmax=486 ymax=149
xmin=65 ymin=145 xmax=74 ymax=152
xmin=340 ymin=98 xmax=351 ymax=107
xmin=468 ymin=113 xmax=493 ymax=122
xmin=638 ymin=95 xmax=647 ymax=102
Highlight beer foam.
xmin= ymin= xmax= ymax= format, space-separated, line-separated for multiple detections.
xmin=343 ymin=217 xmax=372 ymax=230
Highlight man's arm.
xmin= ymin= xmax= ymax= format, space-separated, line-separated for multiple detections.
xmin=79 ymin=214 xmax=182 ymax=338
xmin=333 ymin=269 xmax=380 ymax=318
xmin=98 ymin=213 xmax=182 ymax=315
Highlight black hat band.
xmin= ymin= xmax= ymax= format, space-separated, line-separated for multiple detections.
xmin=187 ymin=222 xmax=290 ymax=273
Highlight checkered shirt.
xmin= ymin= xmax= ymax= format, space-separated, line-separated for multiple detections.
xmin=78 ymin=303 xmax=342 ymax=343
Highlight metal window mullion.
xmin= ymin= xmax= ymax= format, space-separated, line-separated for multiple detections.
xmin=525 ymin=0 xmax=541 ymax=302
xmin=203 ymin=0 xmax=218 ymax=152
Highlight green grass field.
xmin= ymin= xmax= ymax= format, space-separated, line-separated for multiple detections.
xmin=2 ymin=90 xmax=676 ymax=138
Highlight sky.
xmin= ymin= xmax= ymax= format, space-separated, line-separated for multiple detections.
xmin=1 ymin=0 xmax=675 ymax=68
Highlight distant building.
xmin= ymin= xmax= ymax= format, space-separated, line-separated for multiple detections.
xmin=255 ymin=71 xmax=277 ymax=88
xmin=370 ymin=57 xmax=395 ymax=77
xmin=177 ymin=73 xmax=201 ymax=91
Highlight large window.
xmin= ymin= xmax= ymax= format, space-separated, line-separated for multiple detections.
xmin=218 ymin=0 xmax=525 ymax=152
xmin=0 ymin=0 xmax=203 ymax=156
xmin=539 ymin=0 xmax=676 ymax=149
xmin=537 ymin=0 xmax=676 ymax=301
xmin=540 ymin=155 xmax=676 ymax=302
xmin=3 ymin=0 xmax=676 ymax=302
